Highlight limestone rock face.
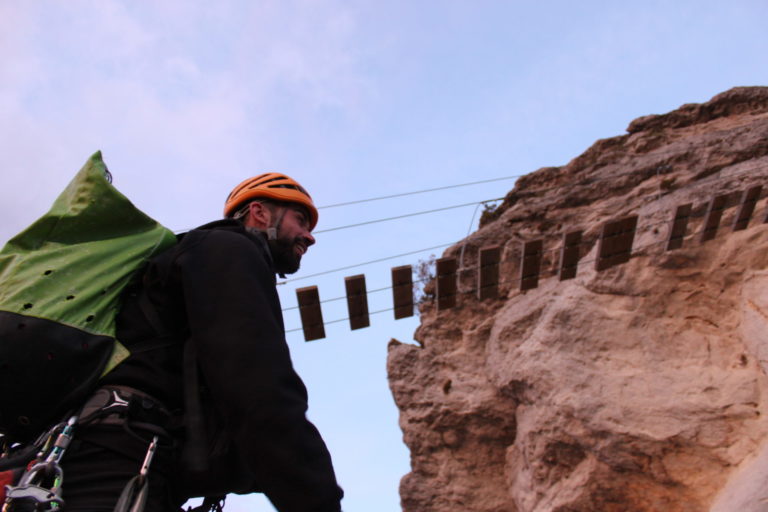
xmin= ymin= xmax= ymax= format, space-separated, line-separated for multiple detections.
xmin=387 ymin=87 xmax=768 ymax=512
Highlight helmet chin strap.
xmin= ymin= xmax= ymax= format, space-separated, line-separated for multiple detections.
xmin=267 ymin=206 xmax=288 ymax=240
xmin=268 ymin=207 xmax=290 ymax=279
xmin=245 ymin=205 xmax=291 ymax=278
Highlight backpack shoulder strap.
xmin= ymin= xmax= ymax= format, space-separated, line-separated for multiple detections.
xmin=137 ymin=288 xmax=173 ymax=340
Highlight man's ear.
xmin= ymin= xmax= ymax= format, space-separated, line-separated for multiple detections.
xmin=247 ymin=201 xmax=272 ymax=228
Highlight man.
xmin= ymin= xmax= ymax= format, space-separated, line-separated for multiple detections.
xmin=60 ymin=173 xmax=343 ymax=512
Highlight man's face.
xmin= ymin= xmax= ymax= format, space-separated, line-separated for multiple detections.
xmin=269 ymin=206 xmax=316 ymax=275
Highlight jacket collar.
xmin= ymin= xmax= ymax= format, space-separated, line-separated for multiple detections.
xmin=194 ymin=219 xmax=277 ymax=273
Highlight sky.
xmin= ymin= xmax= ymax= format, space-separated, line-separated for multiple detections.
xmin=1 ymin=1 xmax=768 ymax=511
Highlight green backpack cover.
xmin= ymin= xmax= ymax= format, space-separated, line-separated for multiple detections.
xmin=0 ymin=152 xmax=177 ymax=441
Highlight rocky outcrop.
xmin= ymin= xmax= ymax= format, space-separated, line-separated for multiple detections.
xmin=387 ymin=87 xmax=768 ymax=511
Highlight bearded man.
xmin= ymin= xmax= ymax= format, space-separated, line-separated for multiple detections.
xmin=59 ymin=174 xmax=343 ymax=512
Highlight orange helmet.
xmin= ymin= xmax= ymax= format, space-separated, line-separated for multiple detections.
xmin=224 ymin=173 xmax=318 ymax=230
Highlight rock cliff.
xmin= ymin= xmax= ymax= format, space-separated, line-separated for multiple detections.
xmin=387 ymin=87 xmax=768 ymax=512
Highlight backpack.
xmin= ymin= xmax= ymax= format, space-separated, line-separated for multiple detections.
xmin=0 ymin=151 xmax=177 ymax=443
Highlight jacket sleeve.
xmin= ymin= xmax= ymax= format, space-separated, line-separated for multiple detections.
xmin=175 ymin=229 xmax=343 ymax=512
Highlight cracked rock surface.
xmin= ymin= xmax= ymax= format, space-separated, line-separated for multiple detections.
xmin=387 ymin=87 xmax=768 ymax=512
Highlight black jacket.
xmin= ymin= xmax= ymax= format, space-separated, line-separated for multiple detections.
xmin=105 ymin=220 xmax=343 ymax=512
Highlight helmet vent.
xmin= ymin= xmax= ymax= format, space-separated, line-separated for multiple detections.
xmin=268 ymin=183 xmax=310 ymax=197
xmin=252 ymin=176 xmax=285 ymax=187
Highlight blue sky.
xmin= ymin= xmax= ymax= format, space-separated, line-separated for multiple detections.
xmin=2 ymin=2 xmax=768 ymax=511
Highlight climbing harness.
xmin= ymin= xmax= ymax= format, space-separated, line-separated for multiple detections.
xmin=2 ymin=416 xmax=77 ymax=511
xmin=80 ymin=386 xmax=173 ymax=512
xmin=78 ymin=386 xmax=173 ymax=441
xmin=2 ymin=386 xmax=175 ymax=512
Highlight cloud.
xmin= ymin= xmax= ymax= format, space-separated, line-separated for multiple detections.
xmin=0 ymin=0 xmax=374 ymax=240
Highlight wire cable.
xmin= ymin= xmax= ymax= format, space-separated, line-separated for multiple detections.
xmin=283 ymin=283 xmax=394 ymax=311
xmin=307 ymin=138 xmax=766 ymax=213
xmin=286 ymin=306 xmax=405 ymax=333
xmin=312 ymin=145 xmax=764 ymax=235
xmin=280 ymin=242 xmax=453 ymax=283
xmin=172 ymin=139 xmax=766 ymax=235
xmin=313 ymin=198 xmax=505 ymax=234
xmin=317 ymin=176 xmax=521 ymax=209
xmin=312 ymin=138 xmax=763 ymax=213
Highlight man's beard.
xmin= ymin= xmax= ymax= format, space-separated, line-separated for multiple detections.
xmin=268 ymin=236 xmax=304 ymax=275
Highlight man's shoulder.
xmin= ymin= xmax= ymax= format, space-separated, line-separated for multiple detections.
xmin=181 ymin=219 xmax=259 ymax=243
xmin=171 ymin=220 xmax=276 ymax=283
xmin=182 ymin=220 xmax=267 ymax=251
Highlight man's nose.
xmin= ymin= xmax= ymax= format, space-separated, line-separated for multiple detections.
xmin=305 ymin=231 xmax=316 ymax=247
